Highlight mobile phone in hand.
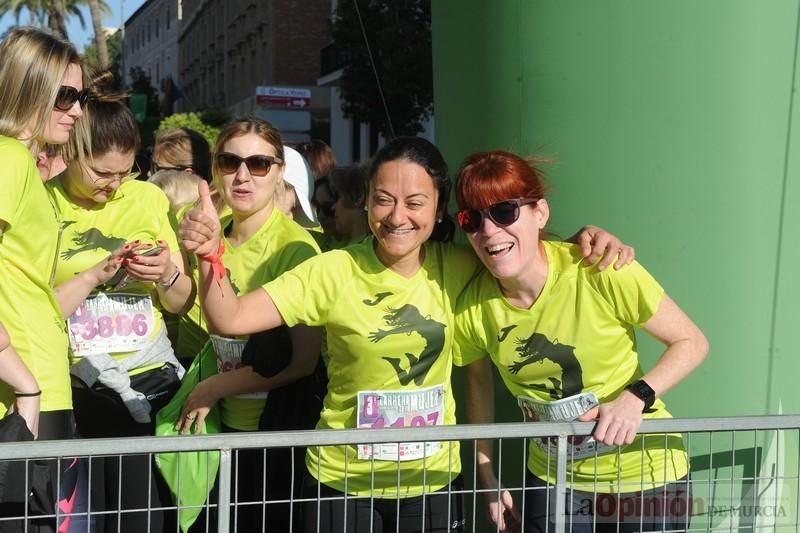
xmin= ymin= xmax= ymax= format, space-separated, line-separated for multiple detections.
xmin=104 ymin=246 xmax=162 ymax=290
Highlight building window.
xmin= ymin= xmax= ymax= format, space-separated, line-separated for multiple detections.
xmin=166 ymin=6 xmax=171 ymax=29
xmin=156 ymin=18 xmax=159 ymax=38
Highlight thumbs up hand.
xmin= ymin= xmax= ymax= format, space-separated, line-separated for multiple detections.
xmin=180 ymin=181 xmax=221 ymax=256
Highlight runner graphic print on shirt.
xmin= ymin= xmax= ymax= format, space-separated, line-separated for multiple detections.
xmin=368 ymin=303 xmax=446 ymax=386
xmin=60 ymin=223 xmax=126 ymax=259
xmin=506 ymin=330 xmax=583 ymax=399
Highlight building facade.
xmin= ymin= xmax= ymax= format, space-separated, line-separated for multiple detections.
xmin=122 ymin=0 xmax=182 ymax=114
xmin=178 ymin=0 xmax=331 ymax=128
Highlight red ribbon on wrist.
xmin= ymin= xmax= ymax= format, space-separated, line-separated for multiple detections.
xmin=198 ymin=241 xmax=226 ymax=283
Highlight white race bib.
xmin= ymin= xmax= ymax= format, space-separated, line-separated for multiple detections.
xmin=68 ymin=293 xmax=156 ymax=356
xmin=356 ymin=385 xmax=444 ymax=461
xmin=210 ymin=335 xmax=268 ymax=400
xmin=518 ymin=392 xmax=616 ymax=459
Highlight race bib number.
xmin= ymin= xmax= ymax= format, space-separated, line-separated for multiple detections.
xmin=210 ymin=335 xmax=268 ymax=400
xmin=68 ymin=293 xmax=155 ymax=356
xmin=356 ymin=385 xmax=444 ymax=461
xmin=518 ymin=392 xmax=615 ymax=459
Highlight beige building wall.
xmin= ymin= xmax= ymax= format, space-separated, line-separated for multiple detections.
xmin=179 ymin=0 xmax=330 ymax=115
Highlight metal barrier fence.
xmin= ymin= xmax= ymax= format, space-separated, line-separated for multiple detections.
xmin=0 ymin=415 xmax=798 ymax=532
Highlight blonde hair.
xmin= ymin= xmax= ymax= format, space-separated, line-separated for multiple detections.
xmin=153 ymin=128 xmax=211 ymax=181
xmin=0 ymin=27 xmax=89 ymax=155
xmin=148 ymin=169 xmax=202 ymax=212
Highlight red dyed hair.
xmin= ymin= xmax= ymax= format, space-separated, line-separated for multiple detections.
xmin=455 ymin=150 xmax=549 ymax=210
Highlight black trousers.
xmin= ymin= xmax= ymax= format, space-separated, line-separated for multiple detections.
xmin=0 ymin=410 xmax=76 ymax=533
xmin=71 ymin=364 xmax=181 ymax=533
xmin=522 ymin=471 xmax=692 ymax=532
xmin=302 ymin=475 xmax=465 ymax=533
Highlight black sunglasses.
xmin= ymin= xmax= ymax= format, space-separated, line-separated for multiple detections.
xmin=54 ymin=86 xmax=89 ymax=112
xmin=151 ymin=162 xmax=191 ymax=174
xmin=216 ymin=153 xmax=282 ymax=177
xmin=457 ymin=198 xmax=538 ymax=233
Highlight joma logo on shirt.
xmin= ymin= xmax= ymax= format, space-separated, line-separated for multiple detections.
xmin=507 ymin=331 xmax=583 ymax=399
xmin=368 ymin=304 xmax=445 ymax=386
xmin=61 ymin=223 xmax=126 ymax=260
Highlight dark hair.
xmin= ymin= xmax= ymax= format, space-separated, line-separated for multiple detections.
xmin=455 ymin=150 xmax=549 ymax=211
xmin=367 ymin=137 xmax=455 ymax=242
xmin=327 ymin=165 xmax=366 ymax=208
xmin=84 ymin=72 xmax=140 ymax=157
xmin=296 ymin=139 xmax=336 ymax=180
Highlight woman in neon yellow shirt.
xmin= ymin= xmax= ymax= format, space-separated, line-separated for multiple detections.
xmin=179 ymin=136 xmax=633 ymax=532
xmin=453 ymin=150 xmax=708 ymax=533
xmin=48 ymin=80 xmax=195 ymax=532
xmin=175 ymin=117 xmax=322 ymax=531
xmin=0 ymin=27 xmax=92 ymax=530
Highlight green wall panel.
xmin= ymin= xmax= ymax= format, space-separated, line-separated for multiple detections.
xmin=433 ymin=0 xmax=800 ymax=419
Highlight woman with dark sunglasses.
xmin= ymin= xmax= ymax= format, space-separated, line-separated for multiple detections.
xmin=180 ymin=136 xmax=632 ymax=532
xmin=453 ymin=150 xmax=708 ymax=533
xmin=175 ymin=117 xmax=323 ymax=531
xmin=0 ymin=27 xmax=93 ymax=531
xmin=45 ymin=77 xmax=195 ymax=532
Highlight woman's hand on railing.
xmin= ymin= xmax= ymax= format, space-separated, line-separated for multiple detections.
xmin=578 ymin=392 xmax=644 ymax=446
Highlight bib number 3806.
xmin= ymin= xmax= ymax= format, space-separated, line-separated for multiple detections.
xmin=68 ymin=293 xmax=155 ymax=356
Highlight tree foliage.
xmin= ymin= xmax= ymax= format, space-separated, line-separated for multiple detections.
xmin=331 ymin=0 xmax=432 ymax=138
xmin=157 ymin=113 xmax=226 ymax=147
xmin=83 ymin=28 xmax=120 ymax=79
xmin=0 ymin=0 xmax=110 ymax=42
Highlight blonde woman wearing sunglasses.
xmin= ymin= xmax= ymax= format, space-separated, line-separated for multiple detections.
xmin=175 ymin=117 xmax=323 ymax=531
xmin=45 ymin=77 xmax=194 ymax=532
xmin=0 ymin=27 xmax=94 ymax=531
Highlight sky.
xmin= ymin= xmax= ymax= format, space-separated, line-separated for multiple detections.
xmin=0 ymin=0 xmax=146 ymax=51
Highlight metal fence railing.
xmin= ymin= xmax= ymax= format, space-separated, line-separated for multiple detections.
xmin=0 ymin=415 xmax=798 ymax=532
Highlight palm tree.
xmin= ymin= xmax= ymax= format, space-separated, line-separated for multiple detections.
xmin=47 ymin=0 xmax=68 ymax=38
xmin=0 ymin=0 xmax=46 ymax=27
xmin=85 ymin=0 xmax=111 ymax=68
xmin=0 ymin=0 xmax=106 ymax=42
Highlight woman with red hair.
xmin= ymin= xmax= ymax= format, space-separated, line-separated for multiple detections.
xmin=453 ymin=150 xmax=708 ymax=533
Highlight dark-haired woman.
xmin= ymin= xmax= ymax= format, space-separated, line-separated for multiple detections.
xmin=48 ymin=80 xmax=194 ymax=532
xmin=453 ymin=151 xmax=708 ymax=533
xmin=311 ymin=166 xmax=371 ymax=252
xmin=179 ymin=136 xmax=631 ymax=532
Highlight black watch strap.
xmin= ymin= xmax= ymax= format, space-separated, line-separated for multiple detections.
xmin=625 ymin=379 xmax=656 ymax=412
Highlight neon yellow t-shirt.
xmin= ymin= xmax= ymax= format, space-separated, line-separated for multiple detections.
xmin=454 ymin=240 xmax=688 ymax=493
xmin=47 ymin=178 xmax=180 ymax=371
xmin=265 ymin=237 xmax=482 ymax=497
xmin=0 ymin=136 xmax=70 ymax=415
xmin=208 ymin=208 xmax=319 ymax=430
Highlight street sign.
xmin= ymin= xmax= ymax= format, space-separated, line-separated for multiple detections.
xmin=256 ymin=86 xmax=312 ymax=109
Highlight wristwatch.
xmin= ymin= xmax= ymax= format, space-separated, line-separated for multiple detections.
xmin=625 ymin=379 xmax=656 ymax=412
xmin=157 ymin=267 xmax=181 ymax=289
